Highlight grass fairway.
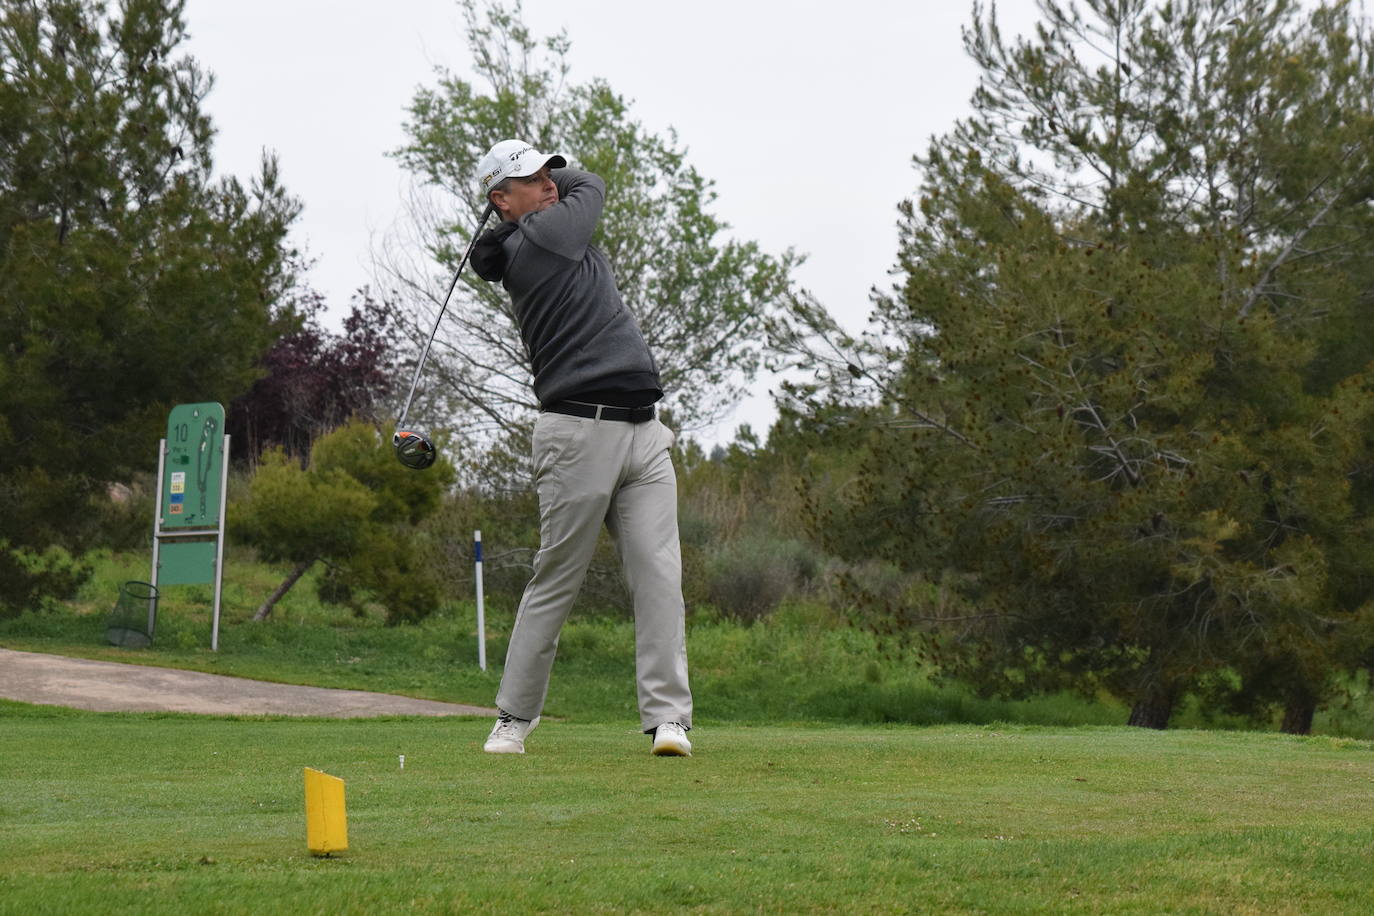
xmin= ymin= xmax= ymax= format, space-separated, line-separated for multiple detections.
xmin=2 ymin=709 xmax=1373 ymax=913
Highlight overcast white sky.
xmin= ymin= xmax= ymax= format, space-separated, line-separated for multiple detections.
xmin=181 ymin=0 xmax=1045 ymax=447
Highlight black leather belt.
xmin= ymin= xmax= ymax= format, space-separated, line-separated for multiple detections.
xmin=542 ymin=400 xmax=655 ymax=423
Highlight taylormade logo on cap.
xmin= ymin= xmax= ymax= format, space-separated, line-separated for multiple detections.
xmin=477 ymin=139 xmax=568 ymax=194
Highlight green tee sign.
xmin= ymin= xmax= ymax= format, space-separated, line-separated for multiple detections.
xmin=161 ymin=402 xmax=225 ymax=529
xmin=150 ymin=402 xmax=231 ymax=650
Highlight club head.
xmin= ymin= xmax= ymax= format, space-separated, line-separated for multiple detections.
xmin=393 ymin=429 xmax=437 ymax=470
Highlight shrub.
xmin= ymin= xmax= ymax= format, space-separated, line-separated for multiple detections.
xmin=0 ymin=541 xmax=91 ymax=618
xmin=702 ymin=534 xmax=821 ymax=622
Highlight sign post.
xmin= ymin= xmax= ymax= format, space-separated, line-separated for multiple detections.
xmin=150 ymin=402 xmax=231 ymax=650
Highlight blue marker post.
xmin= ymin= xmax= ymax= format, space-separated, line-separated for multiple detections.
xmin=474 ymin=530 xmax=487 ymax=671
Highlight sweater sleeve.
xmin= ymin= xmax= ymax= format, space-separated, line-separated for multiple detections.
xmin=514 ymin=168 xmax=604 ymax=262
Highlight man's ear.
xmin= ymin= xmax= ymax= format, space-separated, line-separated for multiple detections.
xmin=489 ymin=191 xmax=507 ymax=218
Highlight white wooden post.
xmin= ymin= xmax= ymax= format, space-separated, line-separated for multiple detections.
xmin=474 ymin=530 xmax=487 ymax=671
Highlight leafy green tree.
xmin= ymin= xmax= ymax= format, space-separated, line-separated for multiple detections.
xmin=381 ymin=0 xmax=797 ymax=453
xmin=233 ymin=420 xmax=455 ymax=624
xmin=0 ymin=0 xmax=302 ymax=610
xmin=772 ymin=0 xmax=1374 ymax=729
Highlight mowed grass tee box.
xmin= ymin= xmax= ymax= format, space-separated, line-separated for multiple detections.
xmin=2 ymin=712 xmax=1372 ymax=913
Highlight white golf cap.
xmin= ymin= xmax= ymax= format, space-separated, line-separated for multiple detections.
xmin=477 ymin=139 xmax=567 ymax=195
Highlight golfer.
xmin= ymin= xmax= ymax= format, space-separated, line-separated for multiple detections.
xmin=470 ymin=139 xmax=693 ymax=756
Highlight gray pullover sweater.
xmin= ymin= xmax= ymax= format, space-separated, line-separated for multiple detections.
xmin=471 ymin=169 xmax=661 ymax=408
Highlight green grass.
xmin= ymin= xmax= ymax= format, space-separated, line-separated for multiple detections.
xmin=7 ymin=550 xmax=1374 ymax=911
xmin=7 ymin=549 xmax=1374 ymax=736
xmin=2 ymin=711 xmax=1373 ymax=913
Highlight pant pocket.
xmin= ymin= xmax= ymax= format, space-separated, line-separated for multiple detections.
xmin=532 ymin=413 xmax=580 ymax=479
xmin=657 ymin=419 xmax=677 ymax=450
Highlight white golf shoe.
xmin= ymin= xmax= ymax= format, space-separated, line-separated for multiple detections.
xmin=651 ymin=722 xmax=692 ymax=757
xmin=484 ymin=711 xmax=539 ymax=754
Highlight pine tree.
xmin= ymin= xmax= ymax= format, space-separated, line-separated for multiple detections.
xmin=774 ymin=0 xmax=1374 ymax=729
xmin=0 ymin=0 xmax=302 ymax=611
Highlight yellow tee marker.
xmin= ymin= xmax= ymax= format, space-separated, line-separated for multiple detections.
xmin=303 ymin=767 xmax=348 ymax=856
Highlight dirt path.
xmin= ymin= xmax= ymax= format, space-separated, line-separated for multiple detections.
xmin=0 ymin=648 xmax=496 ymax=718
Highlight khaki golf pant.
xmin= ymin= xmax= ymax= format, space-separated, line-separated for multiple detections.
xmin=495 ymin=411 xmax=692 ymax=732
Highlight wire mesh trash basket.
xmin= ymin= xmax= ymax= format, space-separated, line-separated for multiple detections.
xmin=105 ymin=581 xmax=158 ymax=648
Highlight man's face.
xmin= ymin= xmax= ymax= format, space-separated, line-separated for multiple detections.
xmin=492 ymin=167 xmax=557 ymax=220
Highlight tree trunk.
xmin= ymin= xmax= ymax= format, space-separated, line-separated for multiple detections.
xmin=1280 ymin=689 xmax=1317 ymax=736
xmin=252 ymin=559 xmax=314 ymax=621
xmin=1127 ymin=684 xmax=1178 ymax=729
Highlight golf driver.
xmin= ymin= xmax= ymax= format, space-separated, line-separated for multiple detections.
xmin=392 ymin=203 xmax=496 ymax=469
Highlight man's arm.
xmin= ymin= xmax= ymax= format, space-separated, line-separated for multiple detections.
xmin=515 ymin=168 xmax=604 ymax=262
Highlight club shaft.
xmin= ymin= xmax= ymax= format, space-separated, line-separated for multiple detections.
xmin=396 ymin=204 xmax=495 ymax=430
